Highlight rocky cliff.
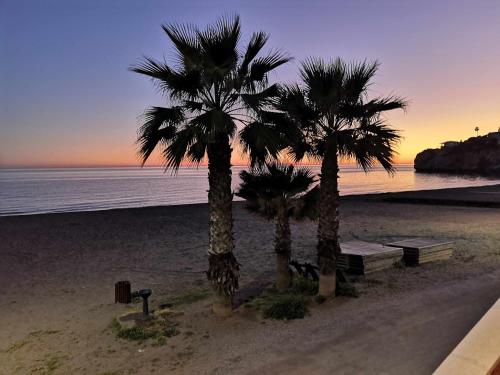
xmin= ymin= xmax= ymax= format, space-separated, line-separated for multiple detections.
xmin=414 ymin=133 xmax=500 ymax=175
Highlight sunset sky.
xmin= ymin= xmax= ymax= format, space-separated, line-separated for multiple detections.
xmin=1 ymin=0 xmax=499 ymax=167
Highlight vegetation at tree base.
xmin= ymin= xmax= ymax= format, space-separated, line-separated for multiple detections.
xmin=236 ymin=163 xmax=316 ymax=291
xmin=110 ymin=316 xmax=179 ymax=345
xmin=245 ymin=277 xmax=359 ymax=320
xmin=131 ymin=15 xmax=289 ymax=315
xmin=244 ymin=282 xmax=310 ymax=320
xmin=263 ymin=294 xmax=308 ymax=320
xmin=290 ymin=276 xmax=319 ymax=296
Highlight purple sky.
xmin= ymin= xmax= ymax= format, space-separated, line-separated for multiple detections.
xmin=1 ymin=0 xmax=499 ymax=166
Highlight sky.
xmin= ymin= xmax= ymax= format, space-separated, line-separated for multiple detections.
xmin=1 ymin=0 xmax=499 ymax=167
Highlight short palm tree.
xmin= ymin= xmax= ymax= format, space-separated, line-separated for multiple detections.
xmin=269 ymin=58 xmax=406 ymax=296
xmin=236 ymin=163 xmax=316 ymax=291
xmin=131 ymin=16 xmax=289 ymax=316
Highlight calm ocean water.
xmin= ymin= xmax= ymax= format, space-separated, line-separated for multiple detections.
xmin=1 ymin=165 xmax=499 ymax=216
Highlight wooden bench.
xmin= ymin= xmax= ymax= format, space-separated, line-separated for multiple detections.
xmin=385 ymin=238 xmax=453 ymax=266
xmin=338 ymin=241 xmax=404 ymax=275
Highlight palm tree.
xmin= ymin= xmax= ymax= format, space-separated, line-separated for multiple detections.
xmin=236 ymin=163 xmax=316 ymax=291
xmin=131 ymin=16 xmax=290 ymax=316
xmin=267 ymin=58 xmax=406 ymax=297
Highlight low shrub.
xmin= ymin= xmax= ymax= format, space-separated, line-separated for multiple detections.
xmin=263 ymin=294 xmax=308 ymax=320
xmin=291 ymin=277 xmax=318 ymax=296
xmin=110 ymin=317 xmax=179 ymax=344
xmin=116 ymin=325 xmax=154 ymax=341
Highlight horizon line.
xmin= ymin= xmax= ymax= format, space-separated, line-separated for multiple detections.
xmin=0 ymin=161 xmax=415 ymax=169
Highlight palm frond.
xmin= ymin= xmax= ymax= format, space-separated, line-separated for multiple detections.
xmin=197 ymin=15 xmax=240 ymax=77
xmin=239 ymin=31 xmax=268 ymax=78
xmin=162 ymin=22 xmax=201 ymax=70
xmin=343 ymin=60 xmax=379 ymax=103
xmin=131 ymin=57 xmax=202 ymax=99
xmin=130 ymin=57 xmax=173 ymax=81
xmin=239 ymin=120 xmax=283 ymax=167
xmin=340 ymin=96 xmax=407 ymax=120
xmin=300 ymin=57 xmax=345 ymax=110
xmin=191 ymin=110 xmax=237 ymax=139
xmin=247 ymin=50 xmax=291 ymax=90
xmin=236 ymin=162 xmax=316 ymax=219
xmin=240 ymin=83 xmax=280 ymax=112
xmin=291 ymin=184 xmax=319 ymax=220
xmin=337 ymin=119 xmax=401 ymax=172
xmin=136 ymin=106 xmax=185 ymax=165
xmin=163 ymin=123 xmax=207 ymax=170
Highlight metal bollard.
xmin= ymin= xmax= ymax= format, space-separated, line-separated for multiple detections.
xmin=137 ymin=289 xmax=152 ymax=316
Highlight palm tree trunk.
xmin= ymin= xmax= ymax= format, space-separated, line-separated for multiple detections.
xmin=206 ymin=134 xmax=239 ymax=316
xmin=317 ymin=140 xmax=340 ymax=297
xmin=275 ymin=207 xmax=291 ymax=292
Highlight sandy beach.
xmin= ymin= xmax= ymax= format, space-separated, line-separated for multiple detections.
xmin=1 ymin=186 xmax=500 ymax=374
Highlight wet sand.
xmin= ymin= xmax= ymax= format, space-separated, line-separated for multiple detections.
xmin=1 ymin=186 xmax=500 ymax=374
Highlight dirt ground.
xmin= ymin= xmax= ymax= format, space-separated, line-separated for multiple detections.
xmin=1 ymin=193 xmax=500 ymax=374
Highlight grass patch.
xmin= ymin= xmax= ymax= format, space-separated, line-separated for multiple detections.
xmin=44 ymin=355 xmax=64 ymax=373
xmin=5 ymin=330 xmax=60 ymax=354
xmin=290 ymin=277 xmax=318 ymax=295
xmin=5 ymin=338 xmax=30 ymax=353
xmin=244 ymin=286 xmax=280 ymax=311
xmin=245 ymin=284 xmax=310 ymax=320
xmin=263 ymin=294 xmax=308 ymax=320
xmin=116 ymin=325 xmax=154 ymax=341
xmin=111 ymin=317 xmax=179 ymax=345
xmin=159 ymin=288 xmax=210 ymax=308
xmin=31 ymin=353 xmax=68 ymax=375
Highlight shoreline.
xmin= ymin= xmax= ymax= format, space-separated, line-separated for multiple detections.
xmin=345 ymin=183 xmax=500 ymax=208
xmin=2 ymin=183 xmax=500 ymax=218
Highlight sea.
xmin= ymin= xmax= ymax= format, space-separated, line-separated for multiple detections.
xmin=1 ymin=164 xmax=499 ymax=216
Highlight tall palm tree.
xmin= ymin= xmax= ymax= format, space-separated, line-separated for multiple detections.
xmin=236 ymin=163 xmax=316 ymax=291
xmin=268 ymin=58 xmax=406 ymax=297
xmin=131 ymin=16 xmax=290 ymax=316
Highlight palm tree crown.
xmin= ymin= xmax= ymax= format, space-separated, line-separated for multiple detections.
xmin=273 ymin=58 xmax=406 ymax=170
xmin=131 ymin=15 xmax=290 ymax=169
xmin=236 ymin=163 xmax=316 ymax=219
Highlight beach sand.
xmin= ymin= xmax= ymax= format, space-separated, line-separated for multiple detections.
xmin=1 ymin=187 xmax=500 ymax=374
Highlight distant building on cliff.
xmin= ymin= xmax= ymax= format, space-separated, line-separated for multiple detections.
xmin=440 ymin=141 xmax=460 ymax=149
